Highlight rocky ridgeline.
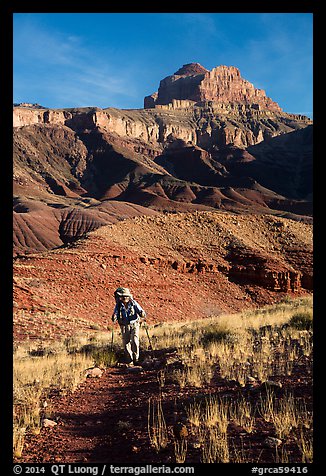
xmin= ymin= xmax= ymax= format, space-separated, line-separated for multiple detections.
xmin=13 ymin=63 xmax=311 ymax=149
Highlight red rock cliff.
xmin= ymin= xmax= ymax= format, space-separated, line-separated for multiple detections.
xmin=145 ymin=63 xmax=282 ymax=112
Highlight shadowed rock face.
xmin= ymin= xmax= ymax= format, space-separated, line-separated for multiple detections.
xmin=13 ymin=63 xmax=312 ymax=256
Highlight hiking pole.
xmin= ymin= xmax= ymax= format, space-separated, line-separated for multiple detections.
xmin=143 ymin=323 xmax=154 ymax=352
xmin=110 ymin=329 xmax=114 ymax=352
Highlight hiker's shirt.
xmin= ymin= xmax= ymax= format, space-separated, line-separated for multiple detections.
xmin=113 ymin=299 xmax=145 ymax=326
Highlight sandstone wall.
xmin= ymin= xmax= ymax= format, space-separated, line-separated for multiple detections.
xmin=13 ymin=108 xmax=72 ymax=128
xmin=97 ymin=111 xmax=160 ymax=143
xmin=13 ymin=108 xmax=46 ymax=127
xmin=13 ymin=101 xmax=311 ymax=151
xmin=65 ymin=109 xmax=197 ymax=147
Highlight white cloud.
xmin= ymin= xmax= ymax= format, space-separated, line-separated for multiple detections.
xmin=14 ymin=16 xmax=138 ymax=108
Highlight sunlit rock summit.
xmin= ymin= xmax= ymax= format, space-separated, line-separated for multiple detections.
xmin=145 ymin=63 xmax=283 ymax=114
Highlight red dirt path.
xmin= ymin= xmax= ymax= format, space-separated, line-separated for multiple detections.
xmin=19 ymin=349 xmax=312 ymax=464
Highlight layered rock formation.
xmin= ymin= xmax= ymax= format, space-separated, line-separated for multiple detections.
xmin=13 ymin=197 xmax=158 ymax=256
xmin=145 ymin=63 xmax=282 ymax=113
xmin=13 ymin=63 xmax=313 ymax=339
xmin=13 ymin=63 xmax=313 ymax=257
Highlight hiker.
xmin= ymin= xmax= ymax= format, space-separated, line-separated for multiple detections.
xmin=111 ymin=287 xmax=146 ymax=365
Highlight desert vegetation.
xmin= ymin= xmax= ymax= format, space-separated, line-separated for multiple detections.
xmin=143 ymin=296 xmax=313 ymax=463
xmin=13 ymin=334 xmax=119 ymax=458
xmin=13 ymin=296 xmax=313 ymax=463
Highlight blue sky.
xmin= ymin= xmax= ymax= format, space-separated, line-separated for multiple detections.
xmin=13 ymin=13 xmax=313 ymax=117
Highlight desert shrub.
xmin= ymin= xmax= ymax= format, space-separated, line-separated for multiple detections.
xmin=200 ymin=325 xmax=233 ymax=346
xmin=289 ymin=312 xmax=313 ymax=330
xmin=79 ymin=344 xmax=119 ymax=367
xmin=28 ymin=347 xmax=54 ymax=357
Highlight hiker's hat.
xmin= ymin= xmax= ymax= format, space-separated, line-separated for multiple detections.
xmin=115 ymin=287 xmax=132 ymax=298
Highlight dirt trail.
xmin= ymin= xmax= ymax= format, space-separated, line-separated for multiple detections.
xmin=23 ymin=365 xmax=164 ymax=463
xmin=19 ymin=346 xmax=312 ymax=464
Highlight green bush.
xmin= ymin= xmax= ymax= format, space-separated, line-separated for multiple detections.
xmin=289 ymin=312 xmax=313 ymax=330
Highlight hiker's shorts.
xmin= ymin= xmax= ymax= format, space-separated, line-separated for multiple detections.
xmin=120 ymin=321 xmax=140 ymax=363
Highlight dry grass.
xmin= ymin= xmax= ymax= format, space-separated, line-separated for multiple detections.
xmin=295 ymin=429 xmax=313 ymax=463
xmin=147 ymin=396 xmax=169 ymax=452
xmin=272 ymin=393 xmax=301 ymax=439
xmin=201 ymin=428 xmax=229 ymax=463
xmin=258 ymin=388 xmax=275 ymax=423
xmin=13 ymin=426 xmax=26 ymax=459
xmin=13 ymin=331 xmax=120 ymax=458
xmin=186 ymin=401 xmax=202 ymax=428
xmin=203 ymin=396 xmax=229 ymax=434
xmin=144 ymin=295 xmax=313 ymax=463
xmin=229 ymin=397 xmax=255 ymax=434
xmin=173 ymin=438 xmax=188 ymax=463
xmin=231 ymin=436 xmax=255 ymax=463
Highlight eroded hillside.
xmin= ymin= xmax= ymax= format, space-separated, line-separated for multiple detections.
xmin=13 ymin=211 xmax=312 ymax=342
